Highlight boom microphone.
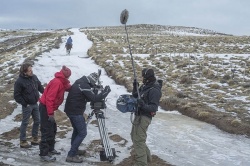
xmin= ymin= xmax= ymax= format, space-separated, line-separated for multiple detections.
xmin=119 ymin=9 xmax=140 ymax=123
xmin=120 ymin=9 xmax=140 ymax=99
xmin=120 ymin=9 xmax=129 ymax=24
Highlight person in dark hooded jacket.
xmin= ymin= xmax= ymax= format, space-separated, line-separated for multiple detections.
xmin=131 ymin=68 xmax=162 ymax=166
xmin=14 ymin=62 xmax=44 ymax=148
xmin=64 ymin=72 xmax=111 ymax=163
xmin=38 ymin=65 xmax=71 ymax=162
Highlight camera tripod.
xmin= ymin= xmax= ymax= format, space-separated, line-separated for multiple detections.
xmin=87 ymin=102 xmax=116 ymax=162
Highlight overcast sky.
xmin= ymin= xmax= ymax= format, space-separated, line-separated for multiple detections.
xmin=1 ymin=0 xmax=250 ymax=36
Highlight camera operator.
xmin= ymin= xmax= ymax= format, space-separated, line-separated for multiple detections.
xmin=64 ymin=72 xmax=111 ymax=163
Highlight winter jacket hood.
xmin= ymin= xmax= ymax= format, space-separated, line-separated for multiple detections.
xmin=54 ymin=71 xmax=71 ymax=89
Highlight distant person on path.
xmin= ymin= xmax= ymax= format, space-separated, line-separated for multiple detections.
xmin=14 ymin=62 xmax=44 ymax=148
xmin=65 ymin=36 xmax=73 ymax=54
xmin=66 ymin=36 xmax=73 ymax=45
xmin=131 ymin=68 xmax=162 ymax=166
xmin=64 ymin=72 xmax=111 ymax=163
xmin=39 ymin=65 xmax=71 ymax=162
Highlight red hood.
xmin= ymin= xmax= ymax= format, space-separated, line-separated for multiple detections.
xmin=55 ymin=71 xmax=65 ymax=78
xmin=54 ymin=71 xmax=70 ymax=85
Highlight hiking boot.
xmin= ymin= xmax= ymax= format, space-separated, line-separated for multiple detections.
xmin=77 ymin=150 xmax=86 ymax=156
xmin=49 ymin=149 xmax=61 ymax=155
xmin=31 ymin=136 xmax=40 ymax=145
xmin=66 ymin=156 xmax=83 ymax=163
xmin=40 ymin=155 xmax=56 ymax=162
xmin=20 ymin=140 xmax=32 ymax=148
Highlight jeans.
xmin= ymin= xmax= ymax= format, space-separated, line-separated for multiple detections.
xmin=67 ymin=115 xmax=87 ymax=157
xmin=20 ymin=103 xmax=40 ymax=141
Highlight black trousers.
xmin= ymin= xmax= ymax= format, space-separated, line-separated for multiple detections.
xmin=39 ymin=103 xmax=57 ymax=156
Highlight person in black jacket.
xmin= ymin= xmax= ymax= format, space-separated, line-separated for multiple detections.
xmin=64 ymin=72 xmax=111 ymax=163
xmin=131 ymin=68 xmax=162 ymax=166
xmin=14 ymin=62 xmax=44 ymax=148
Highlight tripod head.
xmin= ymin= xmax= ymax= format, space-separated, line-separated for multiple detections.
xmin=90 ymin=100 xmax=106 ymax=110
xmin=90 ymin=69 xmax=106 ymax=110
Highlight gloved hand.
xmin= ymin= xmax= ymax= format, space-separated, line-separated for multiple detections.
xmin=102 ymin=85 xmax=111 ymax=98
xmin=48 ymin=115 xmax=55 ymax=123
xmin=133 ymin=79 xmax=139 ymax=89
xmin=104 ymin=85 xmax=111 ymax=94
xmin=137 ymin=99 xmax=145 ymax=108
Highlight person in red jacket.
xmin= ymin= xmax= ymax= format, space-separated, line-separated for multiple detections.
xmin=38 ymin=65 xmax=71 ymax=162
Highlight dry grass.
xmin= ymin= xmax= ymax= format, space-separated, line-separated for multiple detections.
xmin=83 ymin=28 xmax=250 ymax=135
xmin=198 ymin=111 xmax=210 ymax=119
xmin=231 ymin=119 xmax=241 ymax=127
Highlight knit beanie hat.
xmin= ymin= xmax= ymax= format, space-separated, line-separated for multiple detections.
xmin=61 ymin=65 xmax=71 ymax=78
xmin=87 ymin=72 xmax=99 ymax=84
xmin=142 ymin=68 xmax=156 ymax=84
xmin=142 ymin=68 xmax=155 ymax=79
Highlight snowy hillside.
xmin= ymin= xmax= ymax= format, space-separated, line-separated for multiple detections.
xmin=0 ymin=26 xmax=250 ymax=166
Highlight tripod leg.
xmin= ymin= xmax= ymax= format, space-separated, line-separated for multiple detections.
xmin=96 ymin=111 xmax=114 ymax=162
xmin=98 ymin=118 xmax=113 ymax=160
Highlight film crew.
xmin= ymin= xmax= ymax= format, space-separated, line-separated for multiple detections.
xmin=14 ymin=62 xmax=44 ymax=148
xmin=38 ymin=65 xmax=71 ymax=162
xmin=131 ymin=68 xmax=162 ymax=166
xmin=64 ymin=72 xmax=111 ymax=163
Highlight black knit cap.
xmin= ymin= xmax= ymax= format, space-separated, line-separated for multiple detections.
xmin=142 ymin=68 xmax=155 ymax=79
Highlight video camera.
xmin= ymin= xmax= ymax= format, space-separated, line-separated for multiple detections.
xmin=90 ymin=69 xmax=106 ymax=110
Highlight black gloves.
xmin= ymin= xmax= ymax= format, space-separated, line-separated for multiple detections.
xmin=133 ymin=79 xmax=139 ymax=89
xmin=48 ymin=115 xmax=55 ymax=123
xmin=102 ymin=85 xmax=111 ymax=98
xmin=132 ymin=79 xmax=139 ymax=98
xmin=104 ymin=85 xmax=111 ymax=94
xmin=137 ymin=99 xmax=145 ymax=108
